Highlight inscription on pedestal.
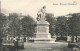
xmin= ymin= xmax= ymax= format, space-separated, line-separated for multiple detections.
xmin=36 ymin=34 xmax=48 ymax=38
xmin=38 ymin=26 xmax=47 ymax=33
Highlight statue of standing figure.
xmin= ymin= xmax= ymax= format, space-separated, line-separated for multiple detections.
xmin=37 ymin=6 xmax=46 ymax=21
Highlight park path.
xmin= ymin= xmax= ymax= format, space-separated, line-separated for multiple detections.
xmin=19 ymin=42 xmax=72 ymax=51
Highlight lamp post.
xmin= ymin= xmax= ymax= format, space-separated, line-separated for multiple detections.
xmin=0 ymin=0 xmax=1 ymax=13
xmin=65 ymin=14 xmax=72 ymax=42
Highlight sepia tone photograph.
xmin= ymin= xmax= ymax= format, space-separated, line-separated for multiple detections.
xmin=0 ymin=0 xmax=80 ymax=51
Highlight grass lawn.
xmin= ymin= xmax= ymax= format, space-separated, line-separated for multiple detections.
xmin=19 ymin=42 xmax=73 ymax=51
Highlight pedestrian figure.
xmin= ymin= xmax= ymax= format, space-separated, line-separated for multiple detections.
xmin=23 ymin=37 xmax=26 ymax=42
xmin=13 ymin=38 xmax=18 ymax=51
xmin=13 ymin=38 xmax=17 ymax=43
xmin=14 ymin=40 xmax=18 ymax=51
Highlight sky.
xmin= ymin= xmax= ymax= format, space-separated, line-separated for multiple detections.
xmin=1 ymin=0 xmax=80 ymax=19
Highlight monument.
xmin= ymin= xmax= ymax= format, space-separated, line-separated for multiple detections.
xmin=29 ymin=6 xmax=55 ymax=43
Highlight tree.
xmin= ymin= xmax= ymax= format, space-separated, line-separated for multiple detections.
xmin=69 ymin=13 xmax=80 ymax=42
xmin=21 ymin=15 xmax=35 ymax=37
xmin=46 ymin=13 xmax=56 ymax=36
xmin=7 ymin=13 xmax=21 ymax=37
xmin=55 ymin=16 xmax=68 ymax=37
xmin=0 ymin=13 xmax=6 ymax=47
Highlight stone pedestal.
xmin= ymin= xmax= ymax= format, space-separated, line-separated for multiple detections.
xmin=29 ymin=20 xmax=55 ymax=43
